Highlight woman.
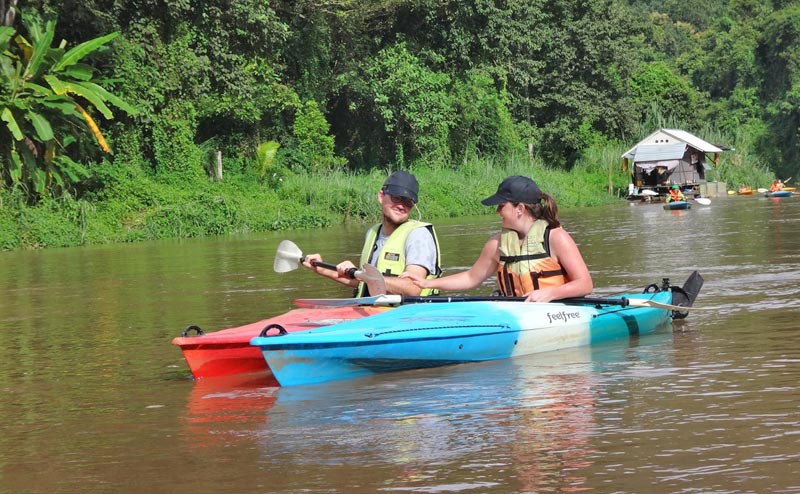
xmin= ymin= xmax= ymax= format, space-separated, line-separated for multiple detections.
xmin=401 ymin=176 xmax=593 ymax=302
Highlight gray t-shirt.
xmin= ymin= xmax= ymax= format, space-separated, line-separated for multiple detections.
xmin=367 ymin=226 xmax=437 ymax=275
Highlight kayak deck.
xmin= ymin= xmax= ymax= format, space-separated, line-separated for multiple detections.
xmin=251 ymin=292 xmax=674 ymax=387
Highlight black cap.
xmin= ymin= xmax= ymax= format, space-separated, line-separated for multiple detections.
xmin=382 ymin=170 xmax=419 ymax=203
xmin=481 ymin=176 xmax=542 ymax=205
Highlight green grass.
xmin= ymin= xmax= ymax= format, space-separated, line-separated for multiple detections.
xmin=0 ymin=138 xmax=774 ymax=250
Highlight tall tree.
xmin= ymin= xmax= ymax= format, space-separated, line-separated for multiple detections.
xmin=755 ymin=4 xmax=800 ymax=178
xmin=412 ymin=0 xmax=642 ymax=166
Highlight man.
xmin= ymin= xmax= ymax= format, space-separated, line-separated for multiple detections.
xmin=303 ymin=170 xmax=441 ymax=296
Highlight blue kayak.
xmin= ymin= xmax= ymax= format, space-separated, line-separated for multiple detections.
xmin=663 ymin=200 xmax=691 ymax=210
xmin=764 ymin=190 xmax=792 ymax=197
xmin=251 ymin=275 xmax=702 ymax=387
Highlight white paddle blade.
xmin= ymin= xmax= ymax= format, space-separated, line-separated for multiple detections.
xmin=273 ymin=240 xmax=305 ymax=273
xmin=357 ymin=263 xmax=387 ymax=295
xmin=695 ymin=198 xmax=711 ymax=205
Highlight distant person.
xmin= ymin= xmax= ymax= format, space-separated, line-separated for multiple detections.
xmin=303 ymin=170 xmax=442 ymax=297
xmin=769 ymin=180 xmax=784 ymax=192
xmin=667 ymin=184 xmax=685 ymax=203
xmin=401 ymin=176 xmax=593 ymax=303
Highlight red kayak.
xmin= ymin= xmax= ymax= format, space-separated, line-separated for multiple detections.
xmin=172 ymin=306 xmax=390 ymax=380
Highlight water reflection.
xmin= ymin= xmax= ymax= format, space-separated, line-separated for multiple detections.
xmin=183 ymin=373 xmax=277 ymax=450
xmin=236 ymin=330 xmax=675 ymax=492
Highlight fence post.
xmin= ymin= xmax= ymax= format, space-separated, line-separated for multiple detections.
xmin=215 ymin=150 xmax=223 ymax=181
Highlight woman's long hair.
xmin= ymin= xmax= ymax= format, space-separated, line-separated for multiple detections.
xmin=521 ymin=193 xmax=560 ymax=228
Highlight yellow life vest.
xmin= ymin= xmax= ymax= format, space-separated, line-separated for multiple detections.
xmin=356 ymin=220 xmax=442 ymax=297
xmin=497 ymin=220 xmax=567 ymax=297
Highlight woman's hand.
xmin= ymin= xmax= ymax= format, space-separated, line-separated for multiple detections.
xmin=523 ymin=288 xmax=558 ymax=303
xmin=398 ymin=271 xmax=429 ymax=288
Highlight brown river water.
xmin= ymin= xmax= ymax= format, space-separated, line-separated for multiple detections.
xmin=1 ymin=193 xmax=799 ymax=494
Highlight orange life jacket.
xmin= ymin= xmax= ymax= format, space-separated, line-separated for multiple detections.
xmin=668 ymin=189 xmax=683 ymax=202
xmin=496 ymin=220 xmax=567 ymax=297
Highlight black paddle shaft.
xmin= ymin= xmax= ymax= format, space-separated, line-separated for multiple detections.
xmin=400 ymin=295 xmax=631 ymax=307
xmin=305 ymin=258 xmax=357 ymax=279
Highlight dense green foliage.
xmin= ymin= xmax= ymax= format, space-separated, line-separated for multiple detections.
xmin=0 ymin=0 xmax=796 ymax=249
xmin=0 ymin=14 xmax=136 ymax=197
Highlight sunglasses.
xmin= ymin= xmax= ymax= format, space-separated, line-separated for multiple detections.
xmin=388 ymin=194 xmax=415 ymax=208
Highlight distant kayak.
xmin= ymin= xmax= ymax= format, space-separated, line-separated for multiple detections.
xmin=663 ymin=200 xmax=691 ymax=210
xmin=764 ymin=190 xmax=792 ymax=197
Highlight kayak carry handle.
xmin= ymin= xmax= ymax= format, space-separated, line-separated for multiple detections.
xmin=181 ymin=325 xmax=204 ymax=337
xmin=260 ymin=323 xmax=288 ymax=337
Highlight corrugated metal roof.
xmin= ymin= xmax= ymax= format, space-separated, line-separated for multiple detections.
xmin=622 ymin=128 xmax=724 ymax=158
xmin=628 ymin=143 xmax=686 ymax=162
xmin=659 ymin=129 xmax=723 ymax=152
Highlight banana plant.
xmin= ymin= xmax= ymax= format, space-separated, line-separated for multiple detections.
xmin=0 ymin=14 xmax=137 ymax=197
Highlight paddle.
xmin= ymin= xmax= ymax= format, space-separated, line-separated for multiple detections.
xmin=293 ymin=294 xmax=707 ymax=311
xmin=760 ymin=179 xmax=791 ymax=194
xmin=275 ymin=240 xmax=346 ymax=274
xmin=274 ymin=240 xmax=387 ymax=294
xmin=694 ymin=198 xmax=711 ymax=205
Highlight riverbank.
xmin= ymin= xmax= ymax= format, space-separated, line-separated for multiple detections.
xmin=0 ymin=142 xmax=774 ymax=252
xmin=0 ymin=156 xmax=627 ymax=250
